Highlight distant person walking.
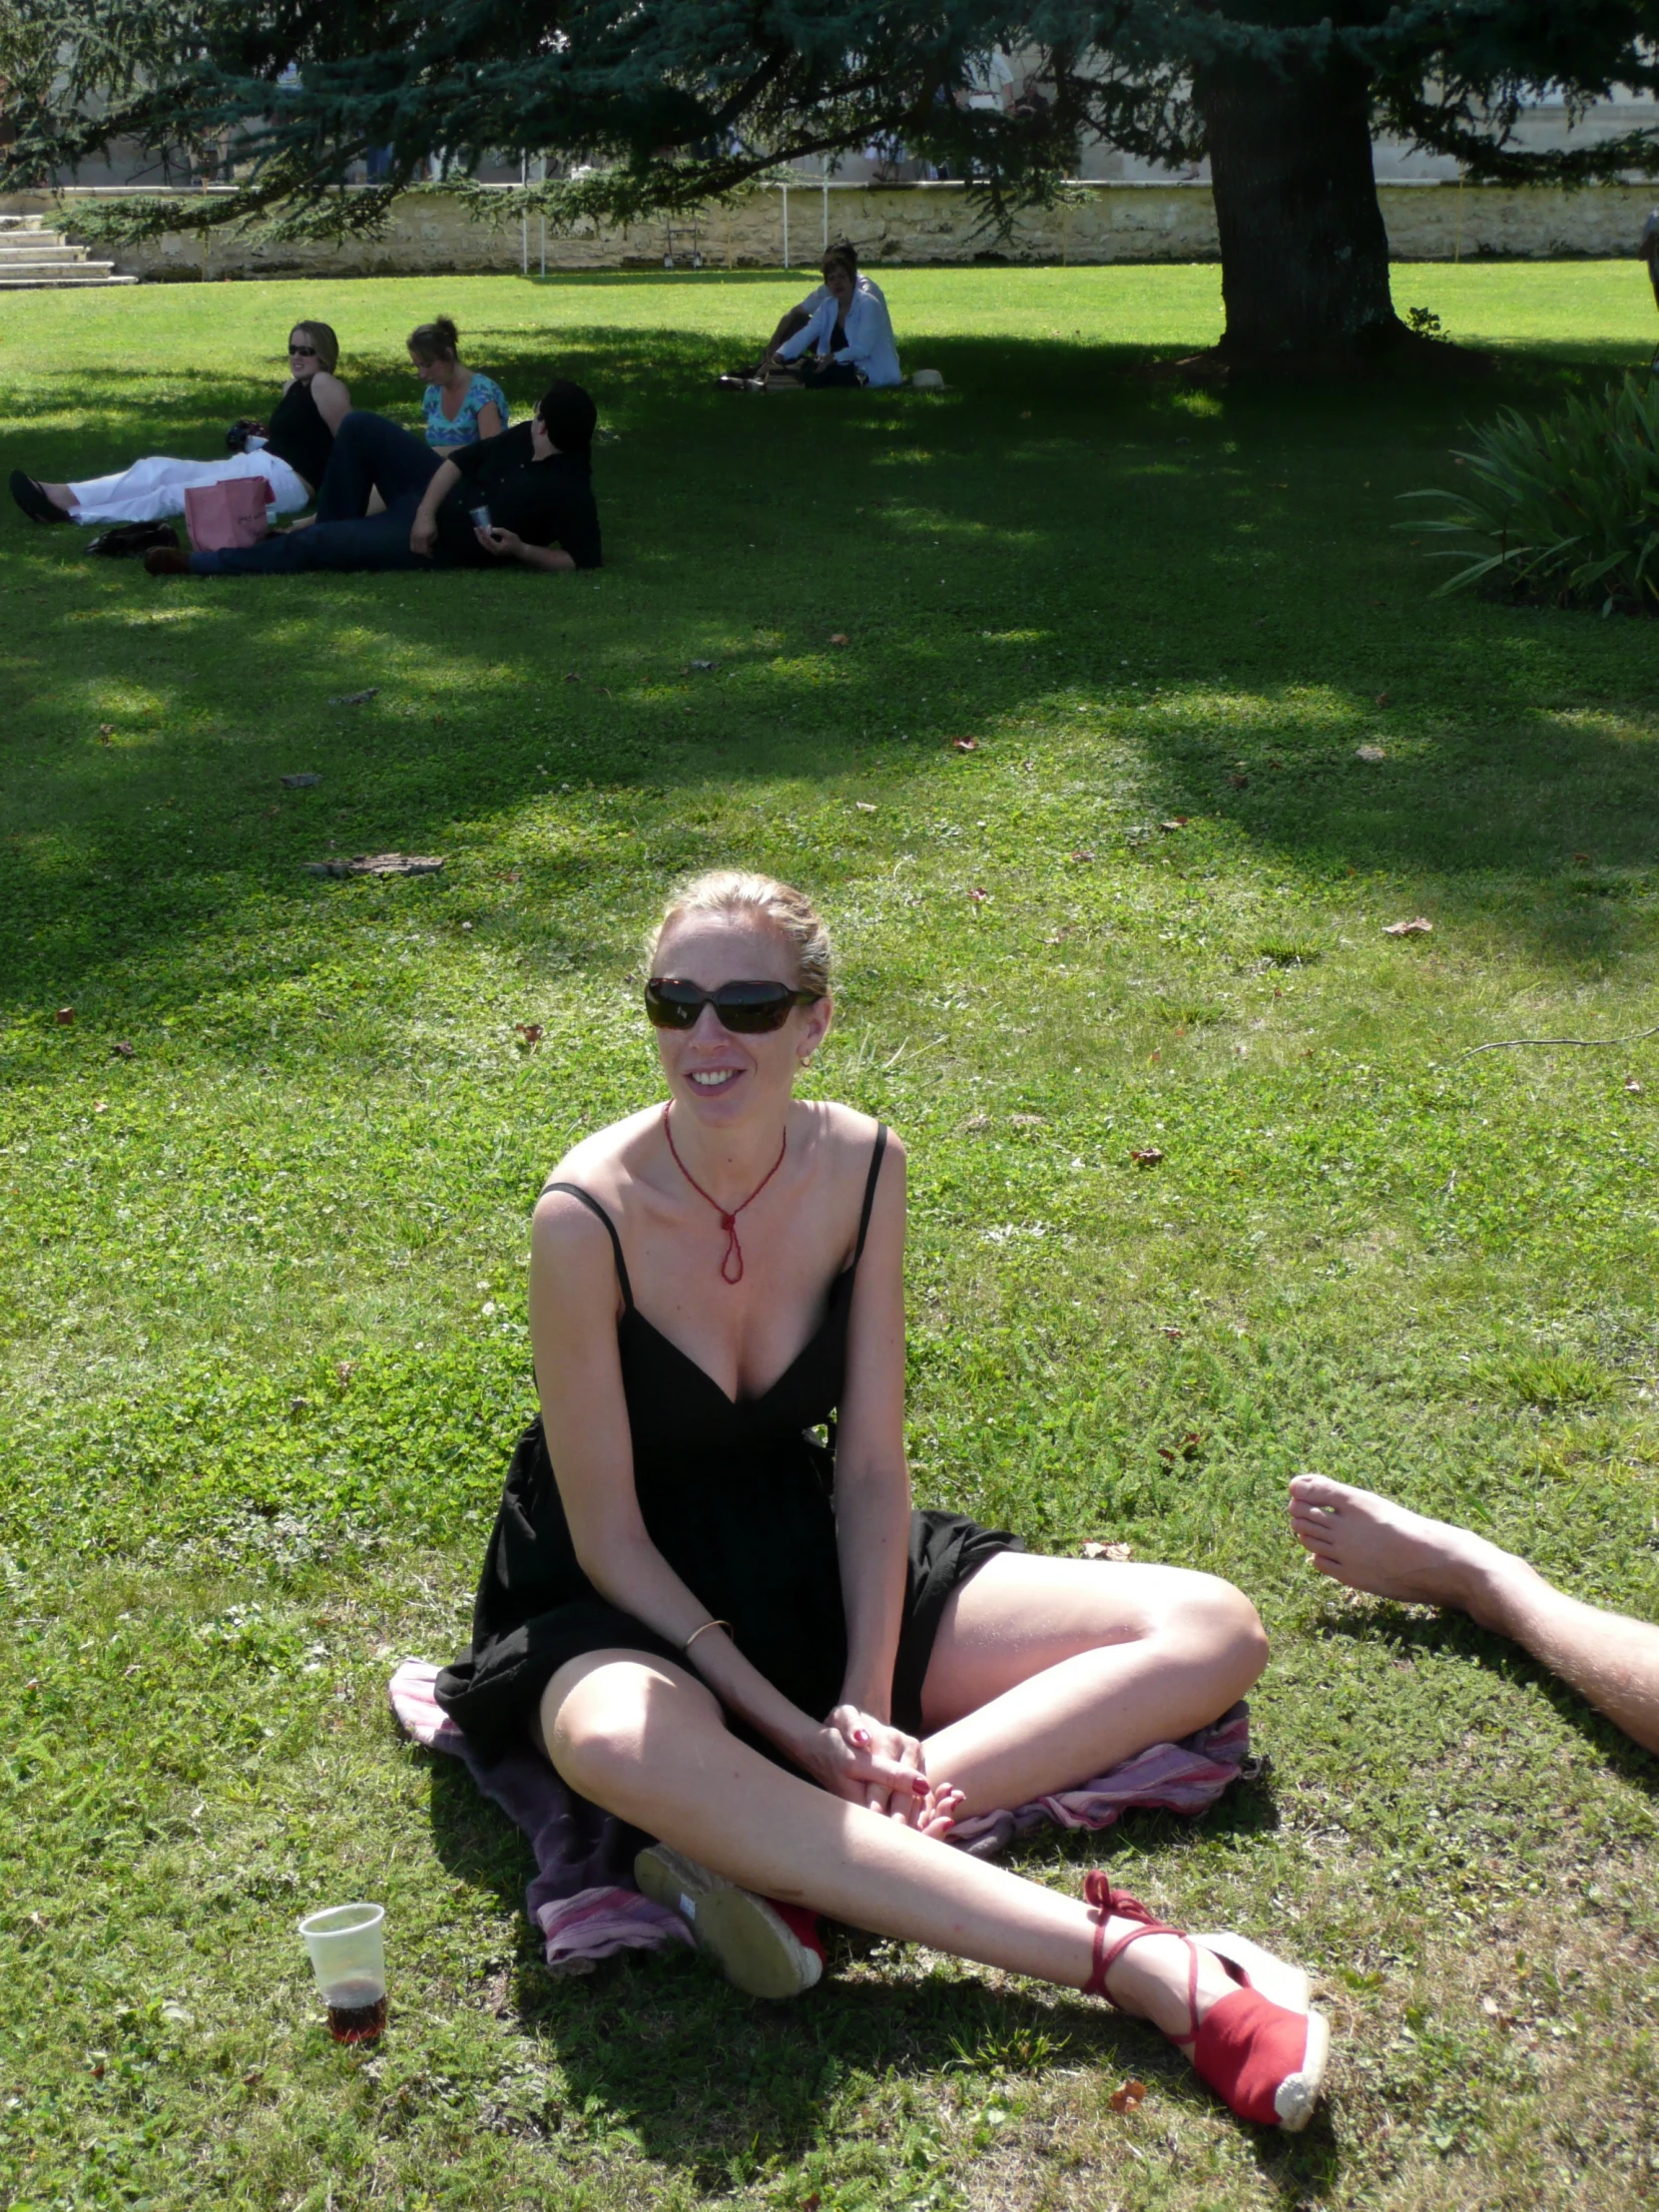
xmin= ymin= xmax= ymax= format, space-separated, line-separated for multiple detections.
xmin=9 ymin=320 xmax=350 ymax=527
xmin=408 ymin=316 xmax=508 ymax=451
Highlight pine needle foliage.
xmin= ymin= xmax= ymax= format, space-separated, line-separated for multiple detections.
xmin=1405 ymin=374 xmax=1659 ymax=616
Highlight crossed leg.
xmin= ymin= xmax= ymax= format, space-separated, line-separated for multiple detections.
xmin=540 ymin=1556 xmax=1270 ymax=2040
xmin=1290 ymin=1473 xmax=1659 ymax=1755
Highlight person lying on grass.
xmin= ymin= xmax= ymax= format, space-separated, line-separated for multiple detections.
xmin=722 ymin=240 xmax=890 ymax=388
xmin=433 ymin=866 xmax=1331 ymax=2133
xmin=145 ymin=379 xmax=600 ymax=579
xmin=768 ymin=247 xmax=903 ymax=390
xmin=9 ymin=319 xmax=350 ymax=531
xmin=1290 ymin=1475 xmax=1659 ymax=1754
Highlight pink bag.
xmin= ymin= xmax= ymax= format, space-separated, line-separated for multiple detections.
xmin=185 ymin=475 xmax=273 ymax=552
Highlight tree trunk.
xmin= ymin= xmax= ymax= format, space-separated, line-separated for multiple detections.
xmin=1193 ymin=48 xmax=1402 ymax=368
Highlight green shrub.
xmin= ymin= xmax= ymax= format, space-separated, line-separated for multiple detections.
xmin=1404 ymin=372 xmax=1659 ymax=614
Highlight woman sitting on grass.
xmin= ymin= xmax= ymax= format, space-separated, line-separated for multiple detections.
xmin=408 ymin=315 xmax=509 ymax=452
xmin=434 ymin=868 xmax=1330 ymax=2133
xmin=770 ymin=247 xmax=903 ymax=389
xmin=9 ymin=320 xmax=350 ymax=529
xmin=145 ymin=379 xmax=600 ymax=579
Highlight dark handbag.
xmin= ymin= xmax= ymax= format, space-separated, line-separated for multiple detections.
xmin=87 ymin=521 xmax=181 ymax=559
xmin=226 ymin=417 xmax=268 ymax=454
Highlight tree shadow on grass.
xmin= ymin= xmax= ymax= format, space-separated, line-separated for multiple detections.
xmin=421 ymin=1743 xmax=1338 ymax=2198
xmin=5 ymin=326 xmax=1659 ymax=1051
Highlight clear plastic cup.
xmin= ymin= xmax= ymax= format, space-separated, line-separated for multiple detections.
xmin=297 ymin=1902 xmax=387 ymax=2042
xmin=469 ymin=503 xmax=492 ymax=530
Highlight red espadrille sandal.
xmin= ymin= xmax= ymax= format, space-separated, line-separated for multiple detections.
xmin=1081 ymin=1871 xmax=1330 ymax=2131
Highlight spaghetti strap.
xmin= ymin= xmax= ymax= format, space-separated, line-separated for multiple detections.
xmin=852 ymin=1124 xmax=889 ymax=1266
xmin=544 ymin=1181 xmax=635 ymax=1312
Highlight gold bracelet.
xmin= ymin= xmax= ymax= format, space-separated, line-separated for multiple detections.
xmin=683 ymin=1618 xmax=733 ymax=1655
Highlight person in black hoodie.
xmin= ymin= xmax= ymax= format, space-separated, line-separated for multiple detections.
xmin=148 ymin=380 xmax=601 ymax=578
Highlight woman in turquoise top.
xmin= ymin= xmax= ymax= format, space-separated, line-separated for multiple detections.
xmin=408 ymin=317 xmax=509 ymax=452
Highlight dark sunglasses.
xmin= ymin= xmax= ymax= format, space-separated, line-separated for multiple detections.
xmin=645 ymin=978 xmax=822 ymax=1033
xmin=288 ymin=342 xmax=317 ymax=356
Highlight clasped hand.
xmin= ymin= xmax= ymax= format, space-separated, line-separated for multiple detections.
xmin=800 ymin=1705 xmax=963 ymax=1834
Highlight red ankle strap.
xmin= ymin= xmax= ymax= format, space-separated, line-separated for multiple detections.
xmin=1081 ymin=1873 xmax=1201 ymax=2045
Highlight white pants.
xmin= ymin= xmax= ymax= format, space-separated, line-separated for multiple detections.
xmin=67 ymin=448 xmax=311 ymax=526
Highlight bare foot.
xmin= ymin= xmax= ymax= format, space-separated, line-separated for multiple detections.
xmin=1287 ymin=1473 xmax=1531 ymax=1629
xmin=39 ymin=482 xmax=75 ymax=513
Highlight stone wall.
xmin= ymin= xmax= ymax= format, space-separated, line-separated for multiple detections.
xmin=4 ymin=178 xmax=1656 ymax=279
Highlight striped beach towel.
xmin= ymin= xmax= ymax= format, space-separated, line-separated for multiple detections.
xmin=388 ymin=1662 xmax=1251 ymax=1973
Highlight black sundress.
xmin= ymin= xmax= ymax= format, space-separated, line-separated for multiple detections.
xmin=435 ymin=1127 xmax=1015 ymax=1763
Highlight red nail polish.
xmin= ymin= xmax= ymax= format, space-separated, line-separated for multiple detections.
xmin=852 ymin=1728 xmax=870 ymax=1747
xmin=911 ymin=1776 xmax=929 ymax=1797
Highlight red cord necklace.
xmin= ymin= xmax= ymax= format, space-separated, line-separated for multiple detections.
xmin=663 ymin=1103 xmax=786 ymax=1285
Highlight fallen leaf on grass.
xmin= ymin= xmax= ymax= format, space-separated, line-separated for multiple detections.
xmin=1382 ymin=916 xmax=1432 ymax=936
xmin=1626 ymin=1076 xmax=1644 ymax=1094
xmin=1069 ymin=847 xmax=1095 ymax=862
xmin=1228 ymin=773 xmax=1250 ymax=789
xmin=55 ymin=1007 xmax=74 ymax=1026
xmin=968 ymin=886 xmax=988 ymax=903
xmin=92 ymin=1100 xmax=108 ymax=1114
xmin=1009 ymin=1113 xmax=1045 ymax=1127
xmin=243 ymin=2069 xmax=265 ymax=2088
xmin=1573 ymin=850 xmax=1591 ymax=863
xmin=854 ymin=801 xmax=877 ymax=814
xmin=687 ymin=659 xmax=718 ymax=672
xmin=1082 ymin=1540 xmax=1134 ymax=1562
xmin=564 ymin=671 xmax=581 ymax=684
xmin=1159 ymin=817 xmax=1189 ymax=832
xmin=98 ymin=724 xmax=114 ymax=742
xmin=515 ymin=1023 xmax=544 ymax=1049
xmin=111 ymin=1040 xmax=135 ymax=1058
xmin=1130 ymin=1145 xmax=1164 ymax=1166
xmin=1110 ymin=2079 xmax=1147 ymax=2114
xmin=304 ymin=852 xmax=444 ymax=878
xmin=1158 ymin=1431 xmax=1203 ymax=1463
xmin=1375 ymin=691 xmax=1391 ymax=708
xmin=829 ymin=633 xmax=849 ymax=647
xmin=1355 ymin=745 xmax=1386 ymax=764
xmin=1161 ymin=1325 xmax=1184 ymax=1341
xmin=949 ymin=736 xmax=978 ymax=753
xmin=281 ymin=772 xmax=321 ymax=789
xmin=326 ymin=688 xmax=378 ymax=707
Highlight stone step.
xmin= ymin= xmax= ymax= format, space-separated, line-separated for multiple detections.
xmin=0 ymin=272 xmax=139 ymax=288
xmin=0 ymin=252 xmax=95 ymax=270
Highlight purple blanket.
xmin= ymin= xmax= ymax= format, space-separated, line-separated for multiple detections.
xmin=389 ymin=1662 xmax=1251 ymax=1975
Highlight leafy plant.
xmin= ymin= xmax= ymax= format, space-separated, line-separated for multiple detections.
xmin=1404 ymin=372 xmax=1659 ymax=614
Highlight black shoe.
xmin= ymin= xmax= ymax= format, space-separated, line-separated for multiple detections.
xmin=88 ymin=521 xmax=180 ymax=559
xmin=9 ymin=469 xmax=70 ymax=524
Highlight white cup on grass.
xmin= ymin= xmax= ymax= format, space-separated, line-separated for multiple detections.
xmin=297 ymin=1902 xmax=387 ymax=2042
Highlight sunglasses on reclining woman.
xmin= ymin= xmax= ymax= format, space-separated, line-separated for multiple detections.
xmin=644 ymin=978 xmax=822 ymax=1033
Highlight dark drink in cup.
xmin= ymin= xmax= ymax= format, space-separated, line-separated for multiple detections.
xmin=325 ymin=1980 xmax=387 ymax=2043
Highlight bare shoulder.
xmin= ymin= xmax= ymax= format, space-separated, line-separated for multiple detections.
xmin=808 ymin=1098 xmax=905 ymax=1172
xmin=313 ymin=370 xmax=349 ymax=402
xmin=535 ymin=1106 xmax=659 ymax=1215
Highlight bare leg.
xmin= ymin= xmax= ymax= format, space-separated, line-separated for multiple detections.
xmin=917 ymin=1554 xmax=1269 ymax=1817
xmin=39 ymin=482 xmax=74 ymax=511
xmin=1290 ymin=1473 xmax=1659 ymax=1754
xmin=544 ymin=1651 xmax=1247 ymax=2040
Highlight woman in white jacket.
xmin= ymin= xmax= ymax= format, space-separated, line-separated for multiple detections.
xmin=772 ymin=249 xmax=902 ymax=389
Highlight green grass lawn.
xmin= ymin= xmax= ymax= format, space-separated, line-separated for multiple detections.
xmin=3 ymin=262 xmax=1658 ymax=2212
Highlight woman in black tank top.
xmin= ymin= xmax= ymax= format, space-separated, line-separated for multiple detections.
xmin=12 ymin=319 xmax=349 ymax=528
xmin=437 ymin=870 xmax=1330 ymax=2133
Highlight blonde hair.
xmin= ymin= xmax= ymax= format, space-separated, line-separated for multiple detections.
xmin=649 ymin=870 xmax=831 ymax=995
xmin=289 ymin=319 xmax=339 ymax=374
